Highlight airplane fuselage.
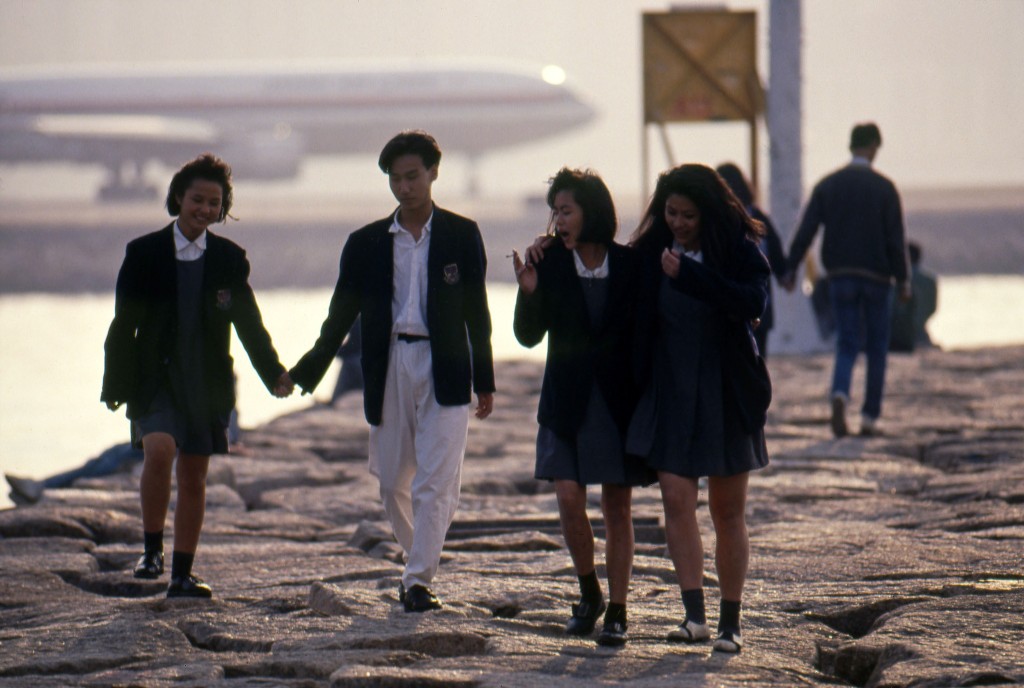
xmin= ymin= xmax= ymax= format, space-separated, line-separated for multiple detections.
xmin=0 ymin=61 xmax=594 ymax=186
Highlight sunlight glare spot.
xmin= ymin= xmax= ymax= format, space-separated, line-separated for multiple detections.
xmin=541 ymin=64 xmax=566 ymax=86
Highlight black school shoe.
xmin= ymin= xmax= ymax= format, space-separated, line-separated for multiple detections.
xmin=403 ymin=584 xmax=442 ymax=612
xmin=565 ymin=598 xmax=606 ymax=636
xmin=132 ymin=551 xmax=164 ymax=579
xmin=596 ymin=619 xmax=627 ymax=646
xmin=167 ymin=574 xmax=213 ymax=598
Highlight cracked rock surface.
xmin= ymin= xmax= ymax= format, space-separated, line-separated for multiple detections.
xmin=2 ymin=350 xmax=1023 ymax=687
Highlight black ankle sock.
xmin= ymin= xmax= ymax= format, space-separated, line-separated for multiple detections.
xmin=719 ymin=599 xmax=742 ymax=634
xmin=578 ymin=570 xmax=602 ymax=602
xmin=143 ymin=530 xmax=163 ymax=554
xmin=682 ymin=588 xmax=706 ymax=624
xmin=170 ymin=551 xmax=194 ymax=580
xmin=605 ymin=602 xmax=627 ymax=626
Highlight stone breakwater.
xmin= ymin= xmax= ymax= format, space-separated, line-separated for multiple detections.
xmin=2 ymin=348 xmax=1023 ymax=687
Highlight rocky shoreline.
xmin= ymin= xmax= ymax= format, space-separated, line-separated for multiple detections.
xmin=2 ymin=348 xmax=1023 ymax=687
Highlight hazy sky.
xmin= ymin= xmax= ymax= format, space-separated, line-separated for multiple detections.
xmin=1 ymin=0 xmax=1022 ymax=204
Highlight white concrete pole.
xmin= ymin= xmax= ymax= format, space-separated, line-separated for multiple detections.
xmin=766 ymin=0 xmax=827 ymax=354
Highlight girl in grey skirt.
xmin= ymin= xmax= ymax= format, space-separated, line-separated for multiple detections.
xmin=513 ymin=168 xmax=653 ymax=647
xmin=102 ymin=154 xmax=293 ymax=598
xmin=628 ymin=163 xmax=771 ymax=653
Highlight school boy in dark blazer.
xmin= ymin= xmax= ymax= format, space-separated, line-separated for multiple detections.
xmin=288 ymin=131 xmax=495 ymax=612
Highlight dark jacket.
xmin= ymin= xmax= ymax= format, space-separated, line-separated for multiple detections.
xmin=101 ymin=223 xmax=286 ymax=420
xmin=787 ymin=163 xmax=909 ymax=284
xmin=633 ymin=234 xmax=771 ymax=432
xmin=513 ymin=242 xmax=641 ymax=440
xmin=750 ymin=205 xmax=787 ymax=332
xmin=289 ymin=206 xmax=495 ymax=426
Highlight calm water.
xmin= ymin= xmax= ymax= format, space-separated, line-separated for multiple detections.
xmin=2 ymin=276 xmax=1023 ymax=509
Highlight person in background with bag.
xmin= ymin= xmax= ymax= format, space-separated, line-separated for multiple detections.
xmin=626 ymin=163 xmax=770 ymax=653
xmin=512 ymin=167 xmax=654 ymax=647
xmin=780 ymin=123 xmax=910 ymax=438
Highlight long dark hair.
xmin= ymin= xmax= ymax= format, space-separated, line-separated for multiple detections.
xmin=630 ymin=163 xmax=763 ymax=269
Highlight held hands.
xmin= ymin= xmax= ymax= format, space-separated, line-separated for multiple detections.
xmin=779 ymin=270 xmax=798 ymax=292
xmin=661 ymin=248 xmax=681 ymax=279
xmin=475 ymin=392 xmax=494 ymax=420
xmin=511 ymin=250 xmax=538 ymax=295
xmin=899 ymin=282 xmax=913 ymax=302
xmin=273 ymin=371 xmax=295 ymax=398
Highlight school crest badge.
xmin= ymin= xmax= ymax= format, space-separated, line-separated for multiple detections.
xmin=216 ymin=289 xmax=232 ymax=310
xmin=443 ymin=263 xmax=460 ymax=285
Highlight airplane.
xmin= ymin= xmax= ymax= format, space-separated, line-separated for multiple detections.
xmin=0 ymin=59 xmax=595 ymax=200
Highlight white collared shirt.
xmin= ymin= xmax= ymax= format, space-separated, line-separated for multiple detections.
xmin=390 ymin=210 xmax=432 ymax=336
xmin=573 ymin=248 xmax=610 ymax=279
xmin=672 ymin=240 xmax=703 ymax=264
xmin=850 ymin=155 xmax=873 ymax=167
xmin=173 ymin=222 xmax=207 ymax=262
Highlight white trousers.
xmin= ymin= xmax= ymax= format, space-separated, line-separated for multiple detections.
xmin=368 ymin=338 xmax=469 ymax=589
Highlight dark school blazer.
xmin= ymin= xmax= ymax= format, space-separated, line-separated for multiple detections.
xmin=101 ymin=223 xmax=287 ymax=420
xmin=289 ymin=205 xmax=496 ymax=427
xmin=513 ymin=242 xmax=641 ymax=440
xmin=633 ymin=234 xmax=771 ymax=432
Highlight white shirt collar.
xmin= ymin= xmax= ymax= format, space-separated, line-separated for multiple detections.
xmin=389 ymin=209 xmax=433 ymax=240
xmin=173 ymin=221 xmax=207 ymax=259
xmin=850 ymin=155 xmax=873 ymax=167
xmin=672 ymin=240 xmax=703 ymax=263
xmin=573 ymin=248 xmax=610 ymax=278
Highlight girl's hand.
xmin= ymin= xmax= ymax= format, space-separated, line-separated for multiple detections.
xmin=512 ymin=250 xmax=538 ymax=295
xmin=661 ymin=247 xmax=681 ymax=279
xmin=525 ymin=234 xmax=555 ymax=264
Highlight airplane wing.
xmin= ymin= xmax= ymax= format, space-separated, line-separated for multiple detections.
xmin=0 ymin=114 xmax=218 ymax=165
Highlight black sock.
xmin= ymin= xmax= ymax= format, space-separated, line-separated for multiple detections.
xmin=605 ymin=602 xmax=627 ymax=626
xmin=682 ymin=588 xmax=706 ymax=624
xmin=719 ymin=599 xmax=742 ymax=634
xmin=170 ymin=551 xmax=194 ymax=580
xmin=578 ymin=570 xmax=602 ymax=602
xmin=143 ymin=530 xmax=163 ymax=555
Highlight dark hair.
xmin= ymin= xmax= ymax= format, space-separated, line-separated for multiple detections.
xmin=166 ymin=152 xmax=233 ymax=221
xmin=908 ymin=241 xmax=921 ymax=265
xmin=630 ymin=163 xmax=764 ymax=268
xmin=378 ymin=130 xmax=442 ymax=173
xmin=715 ymin=162 xmax=754 ymax=207
xmin=850 ymin=122 xmax=882 ymax=150
xmin=545 ymin=167 xmax=617 ymax=246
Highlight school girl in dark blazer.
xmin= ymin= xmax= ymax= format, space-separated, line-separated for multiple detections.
xmin=102 ymin=153 xmax=292 ymax=598
xmin=513 ymin=168 xmax=652 ymax=647
xmin=626 ymin=163 xmax=770 ymax=653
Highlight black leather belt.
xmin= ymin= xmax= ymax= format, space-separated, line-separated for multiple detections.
xmin=397 ymin=333 xmax=430 ymax=343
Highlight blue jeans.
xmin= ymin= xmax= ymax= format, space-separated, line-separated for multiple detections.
xmin=829 ymin=276 xmax=894 ymax=420
xmin=43 ymin=443 xmax=143 ymax=488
